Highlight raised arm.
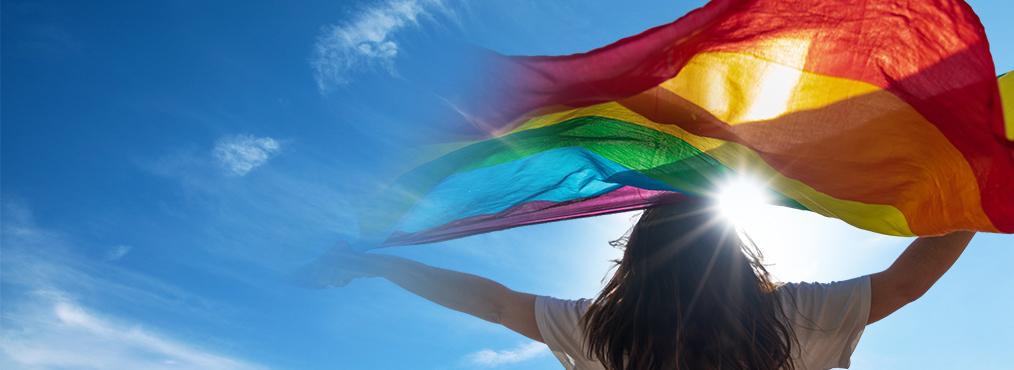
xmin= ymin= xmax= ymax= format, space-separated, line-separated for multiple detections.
xmin=295 ymin=244 xmax=543 ymax=342
xmin=867 ymin=231 xmax=975 ymax=324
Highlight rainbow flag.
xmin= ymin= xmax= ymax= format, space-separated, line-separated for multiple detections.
xmin=365 ymin=0 xmax=1014 ymax=245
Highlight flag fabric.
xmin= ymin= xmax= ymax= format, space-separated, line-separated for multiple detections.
xmin=366 ymin=0 xmax=1014 ymax=246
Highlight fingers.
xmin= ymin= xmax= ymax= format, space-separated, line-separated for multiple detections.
xmin=289 ymin=266 xmax=353 ymax=289
xmin=327 ymin=277 xmax=353 ymax=288
xmin=285 ymin=267 xmax=329 ymax=289
xmin=322 ymin=240 xmax=365 ymax=261
xmin=289 ymin=240 xmax=374 ymax=289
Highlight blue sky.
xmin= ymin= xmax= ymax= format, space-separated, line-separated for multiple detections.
xmin=2 ymin=1 xmax=1012 ymax=369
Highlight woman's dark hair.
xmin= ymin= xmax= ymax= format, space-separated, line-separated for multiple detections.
xmin=581 ymin=200 xmax=796 ymax=370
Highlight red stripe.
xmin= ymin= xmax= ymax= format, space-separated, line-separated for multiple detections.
xmin=469 ymin=0 xmax=743 ymax=134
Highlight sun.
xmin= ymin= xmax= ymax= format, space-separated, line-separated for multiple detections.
xmin=716 ymin=176 xmax=772 ymax=226
xmin=712 ymin=175 xmax=829 ymax=281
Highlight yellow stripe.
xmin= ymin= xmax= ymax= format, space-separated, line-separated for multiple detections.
xmin=1000 ymin=72 xmax=1014 ymax=141
xmin=654 ymin=49 xmax=994 ymax=234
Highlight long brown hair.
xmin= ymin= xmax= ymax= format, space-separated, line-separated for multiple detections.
xmin=581 ymin=200 xmax=795 ymax=370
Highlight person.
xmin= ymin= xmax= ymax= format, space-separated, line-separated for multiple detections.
xmin=297 ymin=200 xmax=974 ymax=370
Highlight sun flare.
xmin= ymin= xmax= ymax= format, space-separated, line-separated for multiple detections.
xmin=716 ymin=176 xmax=772 ymax=226
xmin=712 ymin=175 xmax=829 ymax=281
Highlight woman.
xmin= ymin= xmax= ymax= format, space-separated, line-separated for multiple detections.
xmin=299 ymin=200 xmax=974 ymax=369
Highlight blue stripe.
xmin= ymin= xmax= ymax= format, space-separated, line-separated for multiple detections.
xmin=393 ymin=147 xmax=679 ymax=233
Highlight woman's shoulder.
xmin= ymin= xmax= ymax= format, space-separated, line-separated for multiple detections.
xmin=774 ymin=276 xmax=873 ymax=369
xmin=535 ymin=295 xmax=595 ymax=320
xmin=533 ymin=295 xmax=596 ymax=347
xmin=775 ymin=276 xmax=871 ymax=303
xmin=533 ymin=296 xmax=602 ymax=369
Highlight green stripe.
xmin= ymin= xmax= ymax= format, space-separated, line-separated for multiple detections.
xmin=394 ymin=116 xmax=720 ymax=194
xmin=463 ymin=117 xmax=712 ymax=172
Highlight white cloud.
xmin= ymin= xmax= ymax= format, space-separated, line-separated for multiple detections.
xmin=137 ymin=137 xmax=364 ymax=271
xmin=1 ymin=298 xmax=266 ymax=370
xmin=104 ymin=244 xmax=132 ymax=261
xmin=213 ymin=134 xmax=281 ymax=176
xmin=311 ymin=0 xmax=447 ymax=90
xmin=0 ymin=200 xmax=266 ymax=370
xmin=464 ymin=341 xmax=549 ymax=367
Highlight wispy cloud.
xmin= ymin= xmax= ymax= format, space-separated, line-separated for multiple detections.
xmin=213 ymin=134 xmax=281 ymax=176
xmin=104 ymin=244 xmax=132 ymax=261
xmin=311 ymin=0 xmax=448 ymax=90
xmin=464 ymin=341 xmax=549 ymax=367
xmin=1 ymin=298 xmax=267 ymax=370
xmin=1 ymin=200 xmax=228 ymax=318
xmin=0 ymin=200 xmax=265 ymax=370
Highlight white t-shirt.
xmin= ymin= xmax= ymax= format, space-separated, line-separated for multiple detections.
xmin=535 ymin=276 xmax=871 ymax=370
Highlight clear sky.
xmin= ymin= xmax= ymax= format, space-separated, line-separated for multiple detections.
xmin=2 ymin=1 xmax=1012 ymax=369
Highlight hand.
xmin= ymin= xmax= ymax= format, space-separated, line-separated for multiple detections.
xmin=290 ymin=241 xmax=381 ymax=289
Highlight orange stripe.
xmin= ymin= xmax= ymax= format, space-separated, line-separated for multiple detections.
xmin=614 ymin=51 xmax=995 ymax=234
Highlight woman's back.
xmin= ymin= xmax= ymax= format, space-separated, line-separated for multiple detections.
xmin=535 ymin=276 xmax=871 ymax=370
xmin=576 ymin=203 xmax=800 ymax=369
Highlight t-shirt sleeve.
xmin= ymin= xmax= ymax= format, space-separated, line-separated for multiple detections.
xmin=779 ymin=276 xmax=871 ymax=369
xmin=534 ymin=295 xmax=594 ymax=369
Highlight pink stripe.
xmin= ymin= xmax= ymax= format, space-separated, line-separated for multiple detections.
xmin=383 ymin=187 xmax=689 ymax=245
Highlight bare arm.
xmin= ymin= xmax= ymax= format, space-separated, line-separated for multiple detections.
xmin=867 ymin=231 xmax=975 ymax=324
xmin=295 ymin=245 xmax=543 ymax=342
xmin=368 ymin=254 xmax=542 ymax=341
